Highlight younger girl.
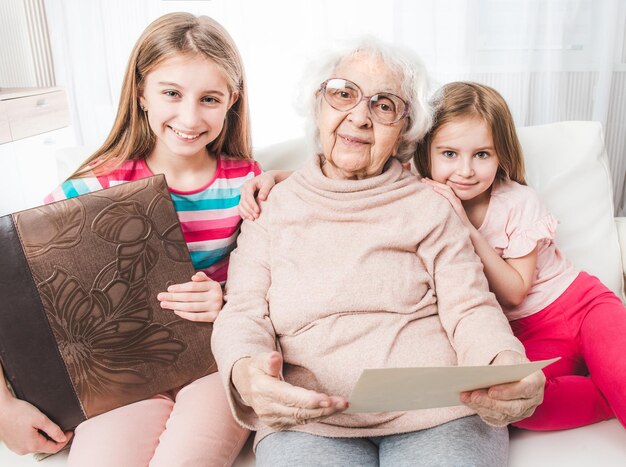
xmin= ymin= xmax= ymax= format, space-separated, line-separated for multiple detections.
xmin=0 ymin=12 xmax=258 ymax=465
xmin=415 ymin=81 xmax=626 ymax=431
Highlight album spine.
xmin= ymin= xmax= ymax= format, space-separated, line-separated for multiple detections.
xmin=0 ymin=214 xmax=85 ymax=430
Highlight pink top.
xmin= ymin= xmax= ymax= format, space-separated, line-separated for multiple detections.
xmin=479 ymin=180 xmax=579 ymax=321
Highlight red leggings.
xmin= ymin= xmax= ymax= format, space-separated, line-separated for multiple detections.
xmin=510 ymin=272 xmax=626 ymax=431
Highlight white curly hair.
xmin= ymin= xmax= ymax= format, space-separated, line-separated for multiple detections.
xmin=297 ymin=37 xmax=434 ymax=163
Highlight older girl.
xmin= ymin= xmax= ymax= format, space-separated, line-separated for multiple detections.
xmin=0 ymin=12 xmax=257 ymax=465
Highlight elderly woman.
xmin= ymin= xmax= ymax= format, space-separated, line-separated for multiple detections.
xmin=212 ymin=40 xmax=544 ymax=466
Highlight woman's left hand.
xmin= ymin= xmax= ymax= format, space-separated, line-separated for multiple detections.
xmin=460 ymin=350 xmax=545 ymax=427
xmin=421 ymin=178 xmax=473 ymax=229
xmin=157 ymin=271 xmax=224 ymax=322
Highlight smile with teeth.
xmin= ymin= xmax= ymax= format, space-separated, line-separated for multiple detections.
xmin=170 ymin=127 xmax=202 ymax=140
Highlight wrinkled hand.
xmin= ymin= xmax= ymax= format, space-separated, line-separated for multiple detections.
xmin=157 ymin=271 xmax=223 ymax=322
xmin=238 ymin=173 xmax=277 ymax=221
xmin=231 ymin=352 xmax=348 ymax=430
xmin=421 ymin=178 xmax=473 ymax=229
xmin=0 ymin=393 xmax=72 ymax=455
xmin=460 ymin=351 xmax=545 ymax=427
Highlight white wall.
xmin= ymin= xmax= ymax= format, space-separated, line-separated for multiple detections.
xmin=1 ymin=0 xmax=625 ymax=214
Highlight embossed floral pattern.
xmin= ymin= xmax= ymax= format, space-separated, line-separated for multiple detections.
xmin=19 ymin=198 xmax=85 ymax=257
xmin=91 ymin=181 xmax=190 ymax=284
xmin=20 ymin=177 xmax=200 ymax=412
xmin=39 ymin=268 xmax=186 ymax=405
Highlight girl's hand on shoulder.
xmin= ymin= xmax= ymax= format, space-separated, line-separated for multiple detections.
xmin=421 ymin=178 xmax=472 ymax=228
xmin=0 ymin=394 xmax=73 ymax=455
xmin=239 ymin=173 xmax=277 ymax=221
xmin=157 ymin=271 xmax=223 ymax=322
xmin=460 ymin=350 xmax=545 ymax=427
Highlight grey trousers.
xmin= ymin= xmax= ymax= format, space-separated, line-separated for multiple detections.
xmin=255 ymin=415 xmax=508 ymax=467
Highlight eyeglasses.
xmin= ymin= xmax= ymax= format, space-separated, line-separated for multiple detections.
xmin=320 ymin=78 xmax=410 ymax=125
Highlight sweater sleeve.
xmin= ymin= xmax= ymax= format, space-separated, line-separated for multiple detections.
xmin=211 ymin=208 xmax=278 ymax=430
xmin=419 ymin=198 xmax=526 ymax=366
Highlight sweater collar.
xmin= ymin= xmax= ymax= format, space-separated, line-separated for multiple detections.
xmin=300 ymin=154 xmax=405 ymax=194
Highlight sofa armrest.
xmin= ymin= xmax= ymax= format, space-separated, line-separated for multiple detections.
xmin=616 ymin=217 xmax=626 ymax=293
xmin=616 ymin=217 xmax=626 ymax=301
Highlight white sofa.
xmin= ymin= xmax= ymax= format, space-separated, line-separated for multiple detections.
xmin=1 ymin=121 xmax=625 ymax=466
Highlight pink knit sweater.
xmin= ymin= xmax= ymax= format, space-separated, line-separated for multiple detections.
xmin=212 ymin=155 xmax=525 ymax=444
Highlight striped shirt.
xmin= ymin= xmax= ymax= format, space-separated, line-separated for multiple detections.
xmin=45 ymin=156 xmax=261 ymax=283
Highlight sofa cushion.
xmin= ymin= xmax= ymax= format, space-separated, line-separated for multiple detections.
xmin=2 ymin=121 xmax=624 ymax=466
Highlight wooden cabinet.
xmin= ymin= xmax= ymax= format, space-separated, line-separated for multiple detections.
xmin=0 ymin=87 xmax=71 ymax=143
xmin=0 ymin=106 xmax=10 ymax=144
xmin=0 ymin=87 xmax=75 ymax=216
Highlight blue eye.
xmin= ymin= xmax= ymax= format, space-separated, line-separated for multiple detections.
xmin=475 ymin=151 xmax=489 ymax=159
xmin=442 ymin=151 xmax=456 ymax=158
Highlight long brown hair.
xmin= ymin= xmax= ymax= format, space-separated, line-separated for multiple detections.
xmin=414 ymin=81 xmax=526 ymax=184
xmin=72 ymin=12 xmax=251 ymax=178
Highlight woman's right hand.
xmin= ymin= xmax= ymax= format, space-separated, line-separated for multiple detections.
xmin=0 ymin=392 xmax=73 ymax=455
xmin=238 ymin=173 xmax=277 ymax=221
xmin=231 ymin=352 xmax=348 ymax=430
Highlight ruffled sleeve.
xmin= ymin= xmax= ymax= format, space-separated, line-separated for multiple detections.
xmin=503 ymin=213 xmax=557 ymax=258
xmin=496 ymin=183 xmax=558 ymax=259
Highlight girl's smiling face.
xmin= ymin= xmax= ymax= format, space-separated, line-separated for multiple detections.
xmin=429 ymin=116 xmax=500 ymax=203
xmin=139 ymin=54 xmax=237 ymax=161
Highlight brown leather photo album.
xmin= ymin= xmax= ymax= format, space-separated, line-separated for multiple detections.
xmin=0 ymin=175 xmax=215 ymax=430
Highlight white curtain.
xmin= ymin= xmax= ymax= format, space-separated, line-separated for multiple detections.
xmin=44 ymin=0 xmax=626 ymax=215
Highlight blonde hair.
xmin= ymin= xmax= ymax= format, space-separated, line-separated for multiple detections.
xmin=300 ymin=37 xmax=433 ymax=163
xmin=414 ymin=81 xmax=526 ymax=184
xmin=72 ymin=12 xmax=251 ymax=178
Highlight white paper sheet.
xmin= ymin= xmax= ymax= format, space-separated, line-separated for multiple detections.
xmin=345 ymin=358 xmax=559 ymax=413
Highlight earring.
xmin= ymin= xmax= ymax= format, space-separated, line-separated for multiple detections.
xmin=140 ymin=105 xmax=147 ymax=112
